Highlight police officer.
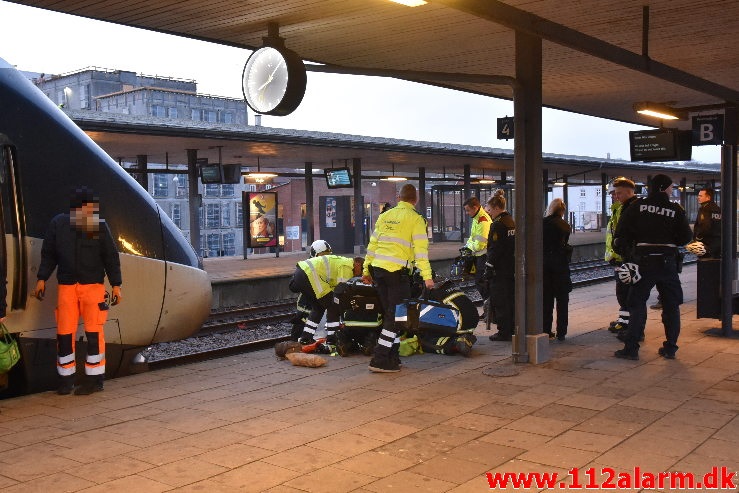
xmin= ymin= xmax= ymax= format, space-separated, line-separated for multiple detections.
xmin=604 ymin=177 xmax=638 ymax=336
xmin=692 ymin=187 xmax=721 ymax=258
xmin=362 ymin=183 xmax=434 ymax=372
xmin=484 ymin=190 xmax=516 ymax=342
xmin=289 ymin=240 xmax=362 ymax=347
xmin=34 ymin=186 xmax=122 ymax=395
xmin=613 ymin=174 xmax=692 ymax=360
xmin=542 ymin=198 xmax=571 ymax=341
xmin=461 ymin=196 xmax=492 ymax=308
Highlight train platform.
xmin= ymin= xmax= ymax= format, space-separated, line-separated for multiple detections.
xmin=2 ymin=264 xmax=738 ymax=492
xmin=203 ymin=230 xmax=606 ymax=284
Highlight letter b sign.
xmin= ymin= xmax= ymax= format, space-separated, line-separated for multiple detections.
xmin=692 ymin=114 xmax=724 ymax=145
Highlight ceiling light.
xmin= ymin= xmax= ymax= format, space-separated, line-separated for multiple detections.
xmin=633 ymin=102 xmax=684 ymax=120
xmin=476 ymin=179 xmax=496 ymax=184
xmin=244 ymin=157 xmax=277 ymax=183
xmin=388 ymin=0 xmax=427 ymax=6
xmin=382 ymin=164 xmax=408 ymax=182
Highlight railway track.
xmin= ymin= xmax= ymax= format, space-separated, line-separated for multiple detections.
xmin=142 ymin=258 xmax=695 ymax=369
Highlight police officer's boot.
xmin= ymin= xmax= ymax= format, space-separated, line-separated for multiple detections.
xmin=75 ymin=375 xmax=104 ymax=395
xmin=57 ymin=375 xmax=75 ymax=395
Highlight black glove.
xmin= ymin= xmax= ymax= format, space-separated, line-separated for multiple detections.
xmin=483 ymin=263 xmax=495 ymax=280
xmin=459 ymin=247 xmax=472 ymax=256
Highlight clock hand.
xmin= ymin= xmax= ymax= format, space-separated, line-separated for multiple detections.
xmin=256 ymin=60 xmax=283 ymax=92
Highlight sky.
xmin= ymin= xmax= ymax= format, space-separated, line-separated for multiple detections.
xmin=0 ymin=1 xmax=722 ymax=164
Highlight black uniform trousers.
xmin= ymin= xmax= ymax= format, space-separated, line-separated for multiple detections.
xmin=289 ymin=267 xmax=338 ymax=340
xmin=624 ymin=254 xmax=683 ymax=354
xmin=473 ymin=254 xmax=489 ymax=301
xmin=489 ymin=274 xmax=515 ymax=338
xmin=543 ymin=268 xmax=570 ymax=337
xmin=371 ymin=266 xmax=410 ymax=355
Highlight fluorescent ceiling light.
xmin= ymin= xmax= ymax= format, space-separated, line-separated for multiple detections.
xmin=633 ymin=102 xmax=683 ymax=120
xmin=382 ymin=175 xmax=408 ymax=182
xmin=388 ymin=0 xmax=427 ymax=6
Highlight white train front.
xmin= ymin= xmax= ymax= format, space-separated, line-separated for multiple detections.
xmin=0 ymin=57 xmax=212 ymax=394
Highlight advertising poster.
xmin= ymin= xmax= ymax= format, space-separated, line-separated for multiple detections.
xmin=248 ymin=192 xmax=278 ymax=247
xmin=325 ymin=197 xmax=337 ymax=228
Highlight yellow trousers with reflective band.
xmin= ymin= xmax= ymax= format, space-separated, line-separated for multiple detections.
xmin=56 ymin=283 xmax=107 ymax=376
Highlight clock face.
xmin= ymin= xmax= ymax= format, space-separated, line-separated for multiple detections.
xmin=243 ymin=47 xmax=288 ymax=114
xmin=242 ymin=46 xmax=306 ymax=116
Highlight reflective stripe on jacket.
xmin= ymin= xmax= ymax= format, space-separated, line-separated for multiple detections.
xmin=297 ymin=255 xmax=355 ymax=298
xmin=604 ymin=202 xmax=622 ymax=263
xmin=363 ymin=201 xmax=432 ymax=280
xmin=465 ymin=207 xmax=491 ymax=256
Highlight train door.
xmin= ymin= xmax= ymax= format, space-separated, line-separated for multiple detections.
xmin=0 ymin=138 xmax=28 ymax=316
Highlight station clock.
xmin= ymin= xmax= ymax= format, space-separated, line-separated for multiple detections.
xmin=242 ymin=45 xmax=307 ymax=116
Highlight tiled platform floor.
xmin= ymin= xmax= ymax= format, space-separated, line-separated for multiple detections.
xmin=2 ymin=264 xmax=738 ymax=492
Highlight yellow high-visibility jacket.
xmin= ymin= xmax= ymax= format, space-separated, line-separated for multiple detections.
xmin=363 ymin=201 xmax=432 ymax=280
xmin=464 ymin=206 xmax=491 ymax=256
xmin=298 ymin=255 xmax=355 ymax=298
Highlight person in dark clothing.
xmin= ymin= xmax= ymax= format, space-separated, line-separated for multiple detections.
xmin=692 ymin=187 xmax=721 ymax=258
xmin=613 ymin=174 xmax=692 ymax=360
xmin=542 ymin=198 xmax=572 ymax=341
xmin=484 ymin=190 xmax=516 ymax=342
xmin=33 ymin=186 xmax=122 ymax=395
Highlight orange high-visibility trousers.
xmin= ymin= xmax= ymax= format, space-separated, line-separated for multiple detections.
xmin=56 ymin=283 xmax=107 ymax=377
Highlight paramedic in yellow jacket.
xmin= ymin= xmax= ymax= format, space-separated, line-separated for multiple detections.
xmin=461 ymin=196 xmax=491 ymax=302
xmin=361 ymin=183 xmax=435 ymax=373
xmin=288 ymin=240 xmax=363 ymax=346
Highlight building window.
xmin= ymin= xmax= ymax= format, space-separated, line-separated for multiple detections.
xmin=205 ymin=203 xmax=221 ymax=228
xmin=580 ymin=188 xmax=586 ymax=197
xmin=579 ymin=201 xmax=586 ymax=211
xmin=247 ymin=184 xmax=257 ymax=192
xmin=207 ymin=111 xmax=217 ymax=123
xmin=221 ymin=112 xmax=233 ymax=124
xmin=151 ymin=105 xmax=166 ymax=118
xmin=175 ymin=175 xmax=188 ymax=198
xmin=596 ymin=188 xmax=601 ymax=197
xmin=221 ymin=184 xmax=234 ymax=197
xmin=223 ymin=232 xmax=236 ymax=256
xmin=80 ymin=84 xmax=89 ymax=109
xmin=152 ymin=173 xmax=169 ymax=198
xmin=236 ymin=202 xmax=243 ymax=227
xmin=57 ymin=90 xmax=65 ymax=106
xmin=168 ymin=107 xmax=178 ymax=118
xmin=204 ymin=184 xmax=220 ymax=198
xmin=205 ymin=233 xmax=221 ymax=257
xmin=171 ymin=203 xmax=181 ymax=229
xmin=191 ymin=109 xmax=201 ymax=121
xmin=221 ymin=203 xmax=231 ymax=227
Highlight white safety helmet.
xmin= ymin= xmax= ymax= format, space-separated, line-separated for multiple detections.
xmin=310 ymin=240 xmax=332 ymax=257
xmin=616 ymin=262 xmax=641 ymax=285
xmin=685 ymin=241 xmax=706 ymax=257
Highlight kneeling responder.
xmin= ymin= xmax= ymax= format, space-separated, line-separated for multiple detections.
xmin=34 ymin=186 xmax=122 ymax=395
xmin=289 ymin=240 xmax=363 ymax=347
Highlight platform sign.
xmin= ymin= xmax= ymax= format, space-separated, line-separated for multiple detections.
xmin=497 ymin=116 xmax=514 ymax=140
xmin=692 ymin=114 xmax=724 ymax=145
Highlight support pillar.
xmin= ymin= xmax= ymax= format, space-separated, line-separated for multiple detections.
xmin=719 ymin=106 xmax=737 ymax=336
xmin=135 ymin=154 xmax=148 ymax=191
xmin=353 ymin=158 xmax=364 ymax=254
xmin=187 ymin=149 xmax=201 ymax=258
xmin=513 ymin=30 xmax=548 ymax=364
xmin=305 ymin=162 xmax=314 ymax=248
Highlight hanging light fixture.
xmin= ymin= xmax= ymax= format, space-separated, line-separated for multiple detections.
xmin=553 ymin=174 xmax=567 ymax=186
xmin=388 ymin=0 xmax=427 ymax=6
xmin=473 ymin=169 xmax=495 ymax=185
xmin=244 ymin=157 xmax=277 ymax=183
xmin=633 ymin=101 xmax=685 ymax=120
xmin=382 ymin=163 xmax=407 ymax=182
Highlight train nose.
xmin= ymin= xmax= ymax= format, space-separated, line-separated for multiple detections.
xmin=154 ymin=261 xmax=212 ymax=343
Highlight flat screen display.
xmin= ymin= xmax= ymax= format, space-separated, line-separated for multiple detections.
xmin=325 ymin=167 xmax=353 ymax=189
xmin=629 ymin=129 xmax=692 ymax=162
xmin=221 ymin=164 xmax=242 ymax=184
xmin=200 ymin=163 xmax=222 ymax=184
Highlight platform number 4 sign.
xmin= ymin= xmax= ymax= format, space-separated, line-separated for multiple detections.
xmin=497 ymin=116 xmax=514 ymax=141
xmin=692 ymin=114 xmax=724 ymax=145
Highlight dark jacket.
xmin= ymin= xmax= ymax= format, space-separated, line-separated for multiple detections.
xmin=613 ymin=192 xmax=692 ymax=259
xmin=485 ymin=211 xmax=516 ymax=279
xmin=37 ymin=214 xmax=122 ymax=286
xmin=543 ymin=214 xmax=571 ymax=274
xmin=694 ymin=200 xmax=721 ymax=258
